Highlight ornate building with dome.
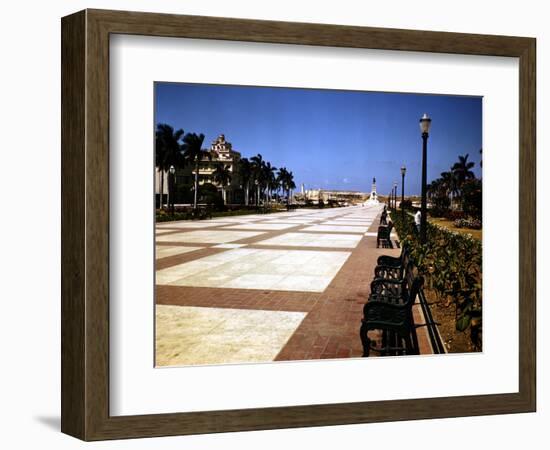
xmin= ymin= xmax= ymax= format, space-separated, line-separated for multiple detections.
xmin=156 ymin=134 xmax=243 ymax=204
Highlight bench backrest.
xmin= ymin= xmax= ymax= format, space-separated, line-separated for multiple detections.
xmin=377 ymin=225 xmax=390 ymax=239
xmin=399 ymin=242 xmax=413 ymax=269
xmin=404 ymin=270 xmax=423 ymax=306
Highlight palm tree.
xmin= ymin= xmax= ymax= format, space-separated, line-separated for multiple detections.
xmin=287 ymin=170 xmax=296 ymax=204
xmin=182 ymin=132 xmax=210 ymax=210
xmin=440 ymin=171 xmax=459 ymax=208
xmin=263 ymin=161 xmax=278 ymax=202
xmin=452 ymin=154 xmax=476 ymax=188
xmin=268 ymin=173 xmax=280 ymax=202
xmin=155 ymin=134 xmax=167 ymax=208
xmin=155 ymin=124 xmax=184 ymax=208
xmin=212 ymin=163 xmax=232 ymax=205
xmin=250 ymin=154 xmax=265 ymax=205
xmin=238 ymin=158 xmax=252 ymax=205
xmin=277 ymin=167 xmax=296 ymax=206
xmin=276 ymin=167 xmax=287 ymax=199
xmin=427 ymin=178 xmax=444 ymax=200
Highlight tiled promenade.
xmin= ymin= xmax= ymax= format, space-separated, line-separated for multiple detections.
xmin=155 ymin=204 xmax=431 ymax=367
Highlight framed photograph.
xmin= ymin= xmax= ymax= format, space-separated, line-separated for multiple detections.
xmin=61 ymin=9 xmax=536 ymax=440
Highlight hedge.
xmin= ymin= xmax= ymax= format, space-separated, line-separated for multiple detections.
xmin=390 ymin=210 xmax=482 ymax=350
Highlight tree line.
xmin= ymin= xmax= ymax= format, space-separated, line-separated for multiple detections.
xmin=155 ymin=123 xmax=296 ymax=209
xmin=426 ymin=151 xmax=482 ymax=218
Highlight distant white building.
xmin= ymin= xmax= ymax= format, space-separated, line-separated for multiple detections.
xmin=296 ymin=188 xmax=368 ymax=205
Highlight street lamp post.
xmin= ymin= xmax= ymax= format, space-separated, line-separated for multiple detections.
xmin=401 ymin=165 xmax=406 ymax=221
xmin=419 ymin=113 xmax=432 ymax=244
xmin=393 ymin=181 xmax=398 ymax=210
xmin=168 ymin=165 xmax=176 ymax=216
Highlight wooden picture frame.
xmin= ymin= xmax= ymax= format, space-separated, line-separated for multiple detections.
xmin=61 ymin=9 xmax=536 ymax=441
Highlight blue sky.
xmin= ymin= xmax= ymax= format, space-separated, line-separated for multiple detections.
xmin=155 ymin=82 xmax=482 ymax=195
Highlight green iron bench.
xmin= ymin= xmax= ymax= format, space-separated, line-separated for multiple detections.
xmin=360 ymin=260 xmax=423 ymax=357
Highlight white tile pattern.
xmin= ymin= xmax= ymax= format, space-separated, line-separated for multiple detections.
xmin=156 ymin=305 xmax=306 ymax=366
xmin=156 ymin=248 xmax=351 ymax=292
xmin=156 ymin=230 xmax=265 ymax=244
xmin=302 ymin=225 xmax=368 ymax=233
xmin=155 ymin=245 xmax=203 ymax=259
xmin=255 ymin=232 xmax=362 ymax=249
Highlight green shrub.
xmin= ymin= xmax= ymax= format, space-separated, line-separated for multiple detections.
xmin=443 ymin=210 xmax=466 ymax=221
xmin=430 ymin=194 xmax=451 ymax=217
xmin=199 ymin=183 xmax=224 ymax=211
xmin=156 ymin=211 xmax=193 ymax=222
xmin=174 ymin=183 xmax=194 ymax=204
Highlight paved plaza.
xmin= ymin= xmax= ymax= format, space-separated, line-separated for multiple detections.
xmin=155 ymin=204 xmax=430 ymax=367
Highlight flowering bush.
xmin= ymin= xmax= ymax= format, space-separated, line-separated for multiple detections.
xmin=454 ymin=217 xmax=482 ymax=229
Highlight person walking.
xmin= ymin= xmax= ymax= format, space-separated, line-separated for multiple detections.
xmin=380 ymin=206 xmax=387 ymax=225
xmin=414 ymin=208 xmax=421 ymax=234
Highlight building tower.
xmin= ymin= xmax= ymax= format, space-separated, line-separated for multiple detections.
xmin=365 ymin=177 xmax=380 ymax=205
